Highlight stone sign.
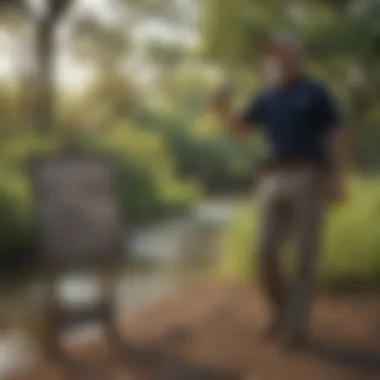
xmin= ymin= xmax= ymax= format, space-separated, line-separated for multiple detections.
xmin=30 ymin=154 xmax=123 ymax=268
xmin=29 ymin=154 xmax=124 ymax=362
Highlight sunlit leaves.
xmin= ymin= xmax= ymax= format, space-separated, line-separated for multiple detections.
xmin=146 ymin=39 xmax=187 ymax=67
xmin=70 ymin=16 xmax=131 ymax=66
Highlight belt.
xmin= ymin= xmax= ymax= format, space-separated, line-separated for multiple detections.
xmin=258 ymin=157 xmax=328 ymax=173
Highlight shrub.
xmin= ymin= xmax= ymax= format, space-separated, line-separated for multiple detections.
xmin=89 ymin=123 xmax=201 ymax=224
xmin=131 ymin=107 xmax=259 ymax=193
xmin=0 ymin=170 xmax=36 ymax=272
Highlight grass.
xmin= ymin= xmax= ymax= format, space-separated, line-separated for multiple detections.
xmin=216 ymin=177 xmax=380 ymax=290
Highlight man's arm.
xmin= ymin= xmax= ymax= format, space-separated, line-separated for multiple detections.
xmin=325 ymin=125 xmax=350 ymax=203
xmin=318 ymin=86 xmax=349 ymax=201
xmin=210 ymin=87 xmax=264 ymax=137
xmin=329 ymin=126 xmax=350 ymax=178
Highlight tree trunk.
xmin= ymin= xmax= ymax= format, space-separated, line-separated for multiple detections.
xmin=35 ymin=17 xmax=55 ymax=134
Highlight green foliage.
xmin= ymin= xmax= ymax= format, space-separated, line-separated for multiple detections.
xmin=132 ymin=106 xmax=259 ymax=193
xmin=201 ymin=0 xmax=380 ymax=65
xmin=200 ymin=0 xmax=380 ymax=167
xmin=70 ymin=17 xmax=131 ymax=67
xmin=0 ymin=135 xmax=58 ymax=271
xmin=146 ymin=40 xmax=187 ymax=68
xmin=217 ymin=178 xmax=380 ymax=288
xmin=0 ymin=169 xmax=36 ymax=271
xmin=88 ymin=123 xmax=201 ymax=223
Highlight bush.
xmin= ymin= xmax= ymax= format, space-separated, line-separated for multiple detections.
xmin=89 ymin=123 xmax=201 ymax=224
xmin=0 ymin=170 xmax=36 ymax=272
xmin=132 ymin=107 xmax=260 ymax=193
xmin=216 ymin=177 xmax=380 ymax=289
xmin=0 ymin=135 xmax=58 ymax=273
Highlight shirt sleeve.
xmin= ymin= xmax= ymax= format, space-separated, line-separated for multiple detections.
xmin=240 ymin=93 xmax=266 ymax=127
xmin=315 ymin=86 xmax=341 ymax=132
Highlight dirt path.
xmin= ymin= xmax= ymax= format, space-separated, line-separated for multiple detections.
xmin=9 ymin=281 xmax=380 ymax=380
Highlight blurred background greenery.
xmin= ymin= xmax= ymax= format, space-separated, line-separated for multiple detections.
xmin=0 ymin=0 xmax=379 ymax=288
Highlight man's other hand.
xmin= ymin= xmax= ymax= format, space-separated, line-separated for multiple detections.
xmin=322 ymin=175 xmax=347 ymax=204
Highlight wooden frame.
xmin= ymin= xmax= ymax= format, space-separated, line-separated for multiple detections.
xmin=29 ymin=152 xmax=125 ymax=360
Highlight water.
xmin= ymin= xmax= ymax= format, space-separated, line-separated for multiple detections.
xmin=128 ymin=197 xmax=244 ymax=264
xmin=0 ymin=197 xmax=243 ymax=377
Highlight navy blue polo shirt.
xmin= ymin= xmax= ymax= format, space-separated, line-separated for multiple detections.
xmin=242 ymin=76 xmax=341 ymax=166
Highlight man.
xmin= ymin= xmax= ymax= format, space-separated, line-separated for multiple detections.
xmin=211 ymin=33 xmax=349 ymax=349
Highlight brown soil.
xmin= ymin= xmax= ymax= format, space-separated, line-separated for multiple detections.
xmin=9 ymin=280 xmax=380 ymax=380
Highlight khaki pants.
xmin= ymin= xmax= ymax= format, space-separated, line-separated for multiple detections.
xmin=256 ymin=166 xmax=324 ymax=336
